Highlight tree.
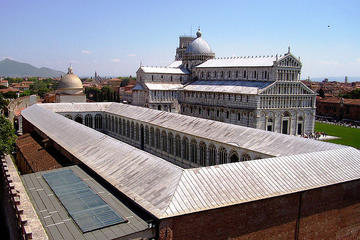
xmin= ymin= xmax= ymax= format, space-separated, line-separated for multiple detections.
xmin=318 ymin=88 xmax=325 ymax=98
xmin=20 ymin=89 xmax=31 ymax=97
xmin=0 ymin=94 xmax=9 ymax=110
xmin=0 ymin=115 xmax=16 ymax=155
xmin=341 ymin=89 xmax=360 ymax=99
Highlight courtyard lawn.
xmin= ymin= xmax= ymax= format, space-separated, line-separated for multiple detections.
xmin=315 ymin=122 xmax=360 ymax=149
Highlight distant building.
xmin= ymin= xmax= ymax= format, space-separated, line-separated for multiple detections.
xmin=0 ymin=79 xmax=8 ymax=87
xmin=55 ymin=66 xmax=86 ymax=103
xmin=133 ymin=29 xmax=316 ymax=135
xmin=119 ymin=84 xmax=135 ymax=103
xmin=345 ymin=76 xmax=348 ymax=83
xmin=316 ymin=96 xmax=360 ymax=122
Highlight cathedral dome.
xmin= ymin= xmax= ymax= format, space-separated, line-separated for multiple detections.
xmin=185 ymin=29 xmax=213 ymax=55
xmin=57 ymin=67 xmax=83 ymax=95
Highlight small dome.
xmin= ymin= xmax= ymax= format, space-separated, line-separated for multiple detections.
xmin=57 ymin=67 xmax=83 ymax=95
xmin=185 ymin=30 xmax=213 ymax=55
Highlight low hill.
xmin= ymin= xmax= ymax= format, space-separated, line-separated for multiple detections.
xmin=0 ymin=58 xmax=64 ymax=78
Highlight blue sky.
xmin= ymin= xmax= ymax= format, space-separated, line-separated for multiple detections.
xmin=1 ymin=0 xmax=360 ymax=79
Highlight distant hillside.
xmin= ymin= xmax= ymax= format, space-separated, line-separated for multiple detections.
xmin=0 ymin=58 xmax=65 ymax=78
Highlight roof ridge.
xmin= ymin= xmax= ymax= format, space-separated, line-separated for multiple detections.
xmin=160 ymin=170 xmax=186 ymax=218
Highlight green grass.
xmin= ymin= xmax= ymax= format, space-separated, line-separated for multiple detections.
xmin=315 ymin=122 xmax=360 ymax=149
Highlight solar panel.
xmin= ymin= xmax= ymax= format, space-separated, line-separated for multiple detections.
xmin=43 ymin=169 xmax=126 ymax=232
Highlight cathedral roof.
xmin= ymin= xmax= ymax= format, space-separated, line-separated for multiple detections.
xmin=144 ymin=83 xmax=184 ymax=90
xmin=167 ymin=60 xmax=182 ymax=68
xmin=183 ymin=80 xmax=273 ymax=94
xmin=197 ymin=56 xmax=278 ymax=68
xmin=139 ymin=66 xmax=189 ymax=74
xmin=185 ymin=29 xmax=214 ymax=55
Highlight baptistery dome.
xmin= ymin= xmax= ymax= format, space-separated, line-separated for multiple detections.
xmin=57 ymin=66 xmax=83 ymax=95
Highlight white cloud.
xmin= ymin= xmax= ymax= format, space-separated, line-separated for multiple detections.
xmin=111 ymin=58 xmax=120 ymax=62
xmin=81 ymin=50 xmax=92 ymax=54
xmin=128 ymin=54 xmax=136 ymax=57
xmin=356 ymin=58 xmax=360 ymax=63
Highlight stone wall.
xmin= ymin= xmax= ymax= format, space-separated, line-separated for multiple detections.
xmin=159 ymin=180 xmax=360 ymax=240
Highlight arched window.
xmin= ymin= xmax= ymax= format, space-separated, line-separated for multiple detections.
xmin=65 ymin=114 xmax=72 ymax=120
xmin=95 ymin=114 xmax=102 ymax=129
xmin=182 ymin=137 xmax=189 ymax=160
xmin=75 ymin=115 xmax=83 ymax=124
xmin=266 ymin=117 xmax=273 ymax=132
xmin=150 ymin=127 xmax=155 ymax=147
xmin=122 ymin=119 xmax=126 ymax=136
xmin=190 ymin=140 xmax=197 ymax=163
xmin=131 ymin=122 xmax=135 ymax=139
xmin=145 ymin=126 xmax=149 ymax=144
xmin=175 ymin=135 xmax=181 ymax=157
xmin=118 ymin=118 xmax=122 ymax=134
xmin=126 ymin=120 xmax=130 ymax=137
xmin=135 ymin=123 xmax=139 ymax=141
xmin=219 ymin=147 xmax=227 ymax=164
xmin=229 ymin=151 xmax=239 ymax=163
xmin=85 ymin=114 xmax=93 ymax=128
xmin=208 ymin=145 xmax=216 ymax=166
xmin=155 ymin=129 xmax=160 ymax=149
xmin=111 ymin=116 xmax=115 ymax=132
xmin=161 ymin=131 xmax=167 ymax=152
xmin=122 ymin=119 xmax=126 ymax=135
xmin=199 ymin=142 xmax=206 ymax=166
xmin=115 ymin=117 xmax=118 ymax=133
xmin=168 ymin=133 xmax=174 ymax=155
xmin=241 ymin=153 xmax=251 ymax=161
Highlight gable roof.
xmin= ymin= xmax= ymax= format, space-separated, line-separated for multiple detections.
xmin=184 ymin=80 xmax=273 ymax=94
xmin=139 ymin=66 xmax=190 ymax=75
xmin=22 ymin=103 xmax=360 ymax=219
xmin=196 ymin=53 xmax=301 ymax=68
xmin=40 ymin=102 xmax=343 ymax=157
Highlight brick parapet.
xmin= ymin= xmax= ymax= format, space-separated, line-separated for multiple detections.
xmin=1 ymin=155 xmax=48 ymax=240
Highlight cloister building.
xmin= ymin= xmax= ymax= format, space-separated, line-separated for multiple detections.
xmin=133 ymin=29 xmax=316 ymax=135
xmin=14 ymin=102 xmax=360 ymax=239
xmin=47 ymin=102 xmax=335 ymax=169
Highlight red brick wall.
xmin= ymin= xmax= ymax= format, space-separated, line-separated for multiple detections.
xmin=159 ymin=194 xmax=299 ymax=240
xmin=343 ymin=104 xmax=360 ymax=121
xmin=159 ymin=180 xmax=360 ymax=240
xmin=298 ymin=181 xmax=360 ymax=240
xmin=22 ymin=117 xmax=34 ymax=134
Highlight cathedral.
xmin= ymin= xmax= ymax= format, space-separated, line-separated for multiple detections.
xmin=133 ymin=29 xmax=316 ymax=135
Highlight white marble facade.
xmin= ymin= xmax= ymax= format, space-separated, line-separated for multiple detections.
xmin=132 ymin=29 xmax=316 ymax=135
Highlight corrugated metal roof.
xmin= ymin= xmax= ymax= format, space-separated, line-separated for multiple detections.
xmin=140 ymin=66 xmax=189 ymax=75
xmin=145 ymin=83 xmax=184 ymax=90
xmin=22 ymin=105 xmax=184 ymax=219
xmin=41 ymin=102 xmax=343 ymax=157
xmin=164 ymin=147 xmax=360 ymax=217
xmin=183 ymin=80 xmax=273 ymax=94
xmin=22 ymin=104 xmax=360 ymax=220
xmin=40 ymin=102 xmax=112 ymax=113
xmin=196 ymin=56 xmax=278 ymax=68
